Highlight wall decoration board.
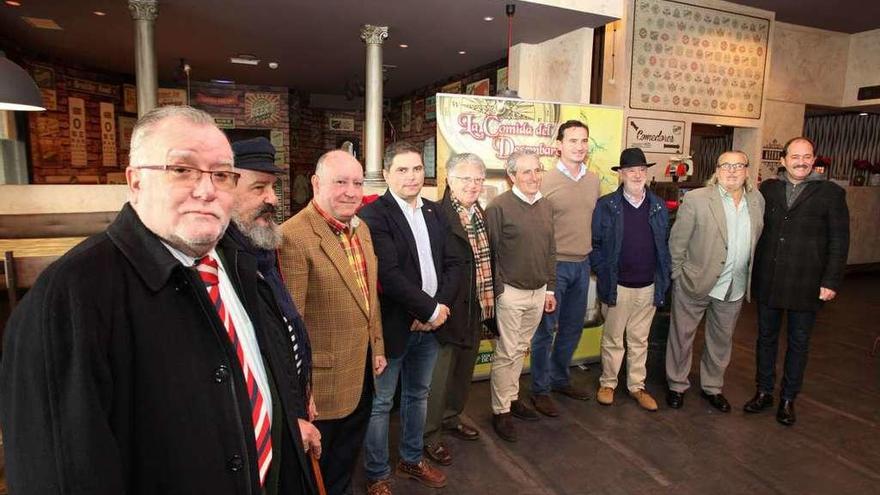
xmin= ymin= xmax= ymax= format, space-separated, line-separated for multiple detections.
xmin=630 ymin=0 xmax=770 ymax=119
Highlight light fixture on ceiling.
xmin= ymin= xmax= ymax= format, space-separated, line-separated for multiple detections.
xmin=458 ymin=50 xmax=466 ymax=55
xmin=483 ymin=16 xmax=494 ymax=21
xmin=268 ymin=62 xmax=279 ymax=69
xmin=399 ymin=44 xmax=409 ymax=48
xmin=211 ymin=79 xmax=235 ymax=84
xmin=859 ymin=112 xmax=869 ymax=116
xmin=22 ymin=16 xmax=62 ymax=30
xmin=6 ymin=1 xmax=22 ymax=7
xmin=229 ymin=54 xmax=260 ymax=66
xmin=0 ymin=51 xmax=45 ymax=111
xmin=93 ymin=11 xmax=106 ymax=16
xmin=716 ymin=124 xmax=723 ymax=127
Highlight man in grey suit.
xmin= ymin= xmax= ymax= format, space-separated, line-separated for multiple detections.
xmin=665 ymin=150 xmax=765 ymax=412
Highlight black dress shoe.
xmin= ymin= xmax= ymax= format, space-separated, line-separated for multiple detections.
xmin=424 ymin=441 xmax=453 ymax=466
xmin=666 ymin=390 xmax=684 ymax=409
xmin=700 ymin=391 xmax=731 ymax=413
xmin=777 ymin=400 xmax=796 ymax=426
xmin=510 ymin=399 xmax=540 ymax=421
xmin=444 ymin=422 xmax=480 ymax=441
xmin=743 ymin=391 xmax=774 ymax=413
xmin=493 ymin=413 xmax=517 ymax=442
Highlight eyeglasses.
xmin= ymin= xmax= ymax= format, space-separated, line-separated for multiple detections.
xmin=717 ymin=163 xmax=748 ymax=171
xmin=450 ymin=176 xmax=486 ymax=186
xmin=135 ymin=165 xmax=241 ymax=191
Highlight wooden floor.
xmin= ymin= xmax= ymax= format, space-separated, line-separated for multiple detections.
xmin=1 ymin=273 xmax=877 ymax=494
xmin=351 ymin=271 xmax=880 ymax=495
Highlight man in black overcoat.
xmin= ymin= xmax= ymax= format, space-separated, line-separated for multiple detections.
xmin=745 ymin=136 xmax=849 ymax=426
xmin=0 ymin=106 xmax=316 ymax=494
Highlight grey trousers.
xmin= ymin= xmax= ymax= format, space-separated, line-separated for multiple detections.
xmin=424 ymin=337 xmax=480 ymax=444
xmin=666 ymin=280 xmax=744 ymax=394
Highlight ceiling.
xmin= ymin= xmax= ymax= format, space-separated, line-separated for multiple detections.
xmin=0 ymin=0 xmax=877 ymax=100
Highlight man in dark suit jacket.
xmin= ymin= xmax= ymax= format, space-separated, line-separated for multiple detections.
xmin=745 ymin=136 xmax=849 ymax=426
xmin=359 ymin=142 xmax=463 ymax=495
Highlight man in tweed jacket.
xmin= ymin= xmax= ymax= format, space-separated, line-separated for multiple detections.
xmin=745 ymin=136 xmax=849 ymax=426
xmin=279 ymin=150 xmax=386 ymax=495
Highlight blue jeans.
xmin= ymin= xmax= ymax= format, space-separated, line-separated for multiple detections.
xmin=364 ymin=331 xmax=439 ymax=481
xmin=756 ymin=302 xmax=817 ymax=401
xmin=531 ymin=259 xmax=590 ymax=394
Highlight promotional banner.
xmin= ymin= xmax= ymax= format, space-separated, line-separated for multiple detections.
xmin=435 ymin=93 xmax=624 ymax=374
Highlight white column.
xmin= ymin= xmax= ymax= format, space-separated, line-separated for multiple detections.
xmin=360 ymin=25 xmax=389 ymax=187
xmin=128 ymin=0 xmax=159 ymax=117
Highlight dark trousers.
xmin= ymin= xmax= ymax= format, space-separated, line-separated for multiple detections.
xmin=315 ymin=360 xmax=373 ymax=495
xmin=756 ymin=302 xmax=818 ymax=401
xmin=424 ymin=338 xmax=480 ymax=444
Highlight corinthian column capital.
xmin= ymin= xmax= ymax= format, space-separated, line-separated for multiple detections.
xmin=360 ymin=25 xmax=389 ymax=45
xmin=128 ymin=0 xmax=158 ymax=21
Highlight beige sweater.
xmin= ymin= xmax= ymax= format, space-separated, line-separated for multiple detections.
xmin=540 ymin=167 xmax=600 ymax=262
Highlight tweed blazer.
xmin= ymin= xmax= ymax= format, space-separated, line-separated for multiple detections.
xmin=669 ymin=185 xmax=764 ymax=301
xmin=752 ymin=178 xmax=849 ymax=311
xmin=278 ymin=203 xmax=384 ymax=420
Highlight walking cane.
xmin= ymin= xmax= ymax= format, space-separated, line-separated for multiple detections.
xmin=310 ymin=452 xmax=327 ymax=495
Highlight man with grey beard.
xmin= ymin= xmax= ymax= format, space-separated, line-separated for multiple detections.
xmin=229 ymin=137 xmax=316 ymax=425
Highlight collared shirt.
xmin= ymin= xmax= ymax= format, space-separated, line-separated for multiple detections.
xmin=388 ymin=189 xmax=440 ymax=321
xmin=709 ymin=185 xmax=751 ymax=301
xmin=162 ymin=242 xmax=272 ymax=421
xmin=312 ymin=201 xmax=370 ymax=311
xmin=556 ymin=160 xmax=587 ymax=181
xmin=511 ymin=185 xmax=543 ymax=205
xmin=623 ymin=187 xmax=647 ymax=208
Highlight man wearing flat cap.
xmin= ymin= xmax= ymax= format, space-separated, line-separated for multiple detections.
xmin=590 ymin=148 xmax=671 ymax=411
xmin=229 ymin=138 xmax=320 ymax=441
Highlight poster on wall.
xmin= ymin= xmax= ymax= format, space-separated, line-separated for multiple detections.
xmin=630 ymin=0 xmax=769 ymax=119
xmin=40 ymin=89 xmax=57 ymax=111
xmin=466 ymin=78 xmax=491 ymax=96
xmin=100 ymin=102 xmax=117 ymax=167
xmin=123 ymin=84 xmax=137 ymax=113
xmin=31 ymin=65 xmax=55 ymax=88
xmin=36 ymin=116 xmax=61 ymax=164
xmin=328 ymin=116 xmax=355 ymax=131
xmin=425 ymin=96 xmax=436 ymax=121
xmin=436 ymin=93 xmax=624 ymax=195
xmin=158 ymin=88 xmax=187 ymax=106
xmin=118 ymin=116 xmax=137 ymax=151
xmin=401 ymin=99 xmax=412 ymax=132
xmin=496 ymin=67 xmax=508 ymax=94
xmin=626 ymin=117 xmax=684 ymax=154
xmin=440 ymin=81 xmax=462 ymax=94
xmin=244 ymin=92 xmax=282 ymax=126
xmin=68 ymin=97 xmax=88 ymax=167
xmin=422 ymin=137 xmax=436 ymax=179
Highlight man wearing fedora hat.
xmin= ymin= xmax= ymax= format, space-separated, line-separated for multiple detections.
xmin=590 ymin=148 xmax=671 ymax=411
xmin=229 ymin=137 xmax=322 ymax=451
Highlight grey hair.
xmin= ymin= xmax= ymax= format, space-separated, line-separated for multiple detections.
xmin=383 ymin=141 xmax=422 ymax=171
xmin=706 ymin=150 xmax=755 ymax=192
xmin=129 ymin=105 xmax=218 ymax=166
xmin=505 ymin=149 xmax=540 ymax=175
xmin=446 ymin=153 xmax=486 ymax=177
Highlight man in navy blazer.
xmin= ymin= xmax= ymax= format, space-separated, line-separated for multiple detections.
xmin=358 ymin=142 xmax=464 ymax=494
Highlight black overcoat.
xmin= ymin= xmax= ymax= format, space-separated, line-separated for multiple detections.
xmin=752 ymin=178 xmax=849 ymax=312
xmin=0 ymin=204 xmax=316 ymax=495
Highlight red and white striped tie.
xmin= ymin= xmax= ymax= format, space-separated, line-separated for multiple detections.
xmin=197 ymin=256 xmax=272 ymax=485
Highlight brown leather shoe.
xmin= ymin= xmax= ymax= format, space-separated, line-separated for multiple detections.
xmin=424 ymin=440 xmax=453 ymax=466
xmin=444 ymin=421 xmax=480 ymax=440
xmin=510 ymin=399 xmax=540 ymax=421
xmin=551 ymin=384 xmax=591 ymax=401
xmin=597 ymin=386 xmax=615 ymax=406
xmin=366 ymin=478 xmax=393 ymax=495
xmin=531 ymin=393 xmax=560 ymax=417
xmin=395 ymin=459 xmax=447 ymax=488
xmin=630 ymin=389 xmax=659 ymax=411
xmin=492 ymin=412 xmax=517 ymax=442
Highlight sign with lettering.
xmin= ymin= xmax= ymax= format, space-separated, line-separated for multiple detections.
xmin=100 ymin=102 xmax=117 ymax=166
xmin=625 ymin=117 xmax=684 ymax=154
xmin=68 ymin=97 xmax=88 ymax=167
xmin=123 ymin=84 xmax=138 ymax=113
xmin=244 ymin=92 xmax=282 ymax=126
xmin=65 ymin=76 xmax=118 ymax=98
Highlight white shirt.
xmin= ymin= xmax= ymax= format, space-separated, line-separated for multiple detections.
xmin=623 ymin=187 xmax=647 ymax=208
xmin=162 ymin=242 xmax=272 ymax=421
xmin=512 ymin=185 xmax=543 ymax=205
xmin=556 ymin=160 xmax=587 ymax=181
xmin=388 ymin=190 xmax=441 ymax=322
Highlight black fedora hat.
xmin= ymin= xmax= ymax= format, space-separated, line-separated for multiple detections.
xmin=232 ymin=137 xmax=284 ymax=174
xmin=611 ymin=148 xmax=656 ymax=171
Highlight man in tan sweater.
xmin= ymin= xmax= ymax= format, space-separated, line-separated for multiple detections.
xmin=530 ymin=120 xmax=601 ymax=417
